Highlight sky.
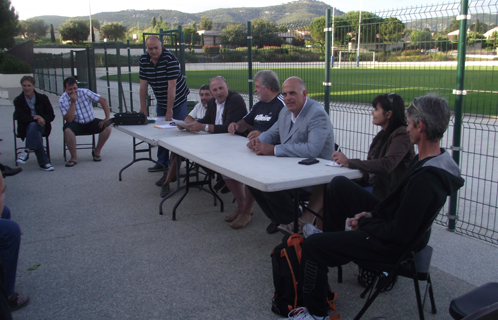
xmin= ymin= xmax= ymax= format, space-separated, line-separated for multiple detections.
xmin=11 ymin=0 xmax=439 ymax=21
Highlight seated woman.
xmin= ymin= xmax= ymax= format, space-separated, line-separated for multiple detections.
xmin=14 ymin=76 xmax=55 ymax=171
xmin=299 ymin=93 xmax=414 ymax=235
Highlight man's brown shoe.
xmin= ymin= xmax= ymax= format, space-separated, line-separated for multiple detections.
xmin=223 ymin=209 xmax=240 ymax=222
xmin=229 ymin=214 xmax=252 ymax=229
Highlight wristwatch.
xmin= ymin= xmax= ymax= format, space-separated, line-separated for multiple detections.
xmin=204 ymin=124 xmax=209 ymax=132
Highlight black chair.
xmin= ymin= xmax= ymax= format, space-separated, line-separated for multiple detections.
xmin=62 ymin=121 xmax=96 ymax=162
xmin=449 ymin=282 xmax=498 ymax=320
xmin=351 ymin=210 xmax=441 ymax=320
xmin=13 ymin=113 xmax=50 ymax=166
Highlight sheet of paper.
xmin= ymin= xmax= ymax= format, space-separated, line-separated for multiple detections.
xmin=153 ymin=123 xmax=177 ymax=129
xmin=326 ymin=160 xmax=342 ymax=167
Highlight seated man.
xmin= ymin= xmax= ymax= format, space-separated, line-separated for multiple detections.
xmin=0 ymin=175 xmax=29 ymax=315
xmin=14 ymin=76 xmax=55 ymax=171
xmin=59 ymin=77 xmax=112 ymax=167
xmin=225 ymin=70 xmax=285 ymax=229
xmin=155 ymin=84 xmax=212 ymax=188
xmin=280 ymin=95 xmax=465 ymax=320
xmin=160 ymin=76 xmax=247 ymax=196
xmin=246 ymin=76 xmax=335 ymax=234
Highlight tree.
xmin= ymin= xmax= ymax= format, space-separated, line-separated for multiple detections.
xmin=339 ymin=11 xmax=382 ymax=43
xmin=22 ymin=18 xmax=47 ymax=40
xmin=100 ymin=22 xmax=127 ymax=41
xmin=410 ymin=29 xmax=433 ymax=49
xmin=183 ymin=25 xmax=199 ymax=45
xmin=151 ymin=17 xmax=156 ymax=29
xmin=379 ymin=17 xmax=405 ymax=43
xmin=251 ymin=18 xmax=283 ymax=48
xmin=59 ymin=18 xmax=89 ymax=44
xmin=220 ymin=23 xmax=246 ymax=47
xmin=50 ymin=24 xmax=55 ymax=42
xmin=200 ymin=16 xmax=212 ymax=30
xmin=0 ymin=0 xmax=20 ymax=49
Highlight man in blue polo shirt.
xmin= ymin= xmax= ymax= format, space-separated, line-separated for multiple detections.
xmin=139 ymin=35 xmax=190 ymax=176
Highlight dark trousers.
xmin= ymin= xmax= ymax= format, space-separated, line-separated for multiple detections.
xmin=301 ymin=176 xmax=393 ymax=316
xmin=156 ymin=102 xmax=187 ymax=167
xmin=0 ymin=206 xmax=20 ymax=297
xmin=25 ymin=122 xmax=49 ymax=166
xmin=247 ymin=187 xmax=311 ymax=225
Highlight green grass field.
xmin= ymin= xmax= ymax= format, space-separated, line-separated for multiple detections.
xmin=103 ymin=66 xmax=498 ymax=115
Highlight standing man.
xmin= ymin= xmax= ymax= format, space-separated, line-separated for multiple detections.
xmin=247 ymin=76 xmax=335 ymax=234
xmin=14 ymin=76 xmax=55 ymax=171
xmin=59 ymin=77 xmax=112 ymax=167
xmin=139 ymin=35 xmax=190 ymax=175
xmin=279 ymin=95 xmax=465 ymax=320
xmin=161 ymin=76 xmax=246 ymax=197
xmin=224 ymin=70 xmax=285 ymax=229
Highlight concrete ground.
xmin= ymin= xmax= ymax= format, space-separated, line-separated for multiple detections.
xmin=1 ymin=88 xmax=497 ymax=320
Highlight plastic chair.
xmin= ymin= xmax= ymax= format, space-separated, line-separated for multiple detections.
xmin=13 ymin=113 xmax=50 ymax=166
xmin=449 ymin=282 xmax=498 ymax=320
xmin=351 ymin=210 xmax=442 ymax=320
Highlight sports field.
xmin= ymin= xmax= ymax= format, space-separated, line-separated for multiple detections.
xmin=107 ymin=65 xmax=498 ymax=115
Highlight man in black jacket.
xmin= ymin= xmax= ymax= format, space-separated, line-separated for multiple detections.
xmin=280 ymin=95 xmax=465 ymax=320
xmin=13 ymin=76 xmax=55 ymax=171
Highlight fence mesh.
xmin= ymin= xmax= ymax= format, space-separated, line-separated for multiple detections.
xmin=32 ymin=0 xmax=498 ymax=244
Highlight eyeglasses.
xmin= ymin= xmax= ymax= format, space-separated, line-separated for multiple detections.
xmin=387 ymin=92 xmax=396 ymax=105
xmin=410 ymin=100 xmax=428 ymax=123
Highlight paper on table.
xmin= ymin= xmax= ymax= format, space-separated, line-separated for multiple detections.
xmin=154 ymin=122 xmax=177 ymax=129
xmin=148 ymin=117 xmax=165 ymax=121
xmin=326 ymin=161 xmax=342 ymax=167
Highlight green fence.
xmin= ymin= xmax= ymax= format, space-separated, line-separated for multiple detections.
xmin=33 ymin=0 xmax=498 ymax=245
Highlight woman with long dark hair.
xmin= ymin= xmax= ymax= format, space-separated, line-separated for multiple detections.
xmin=332 ymin=93 xmax=414 ymax=199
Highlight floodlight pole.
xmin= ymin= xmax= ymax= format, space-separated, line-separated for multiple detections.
xmin=89 ymin=0 xmax=92 ymax=43
xmin=356 ymin=1 xmax=362 ymax=68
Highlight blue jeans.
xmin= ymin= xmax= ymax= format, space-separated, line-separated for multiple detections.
xmin=0 ymin=206 xmax=20 ymax=297
xmin=156 ymin=101 xmax=187 ymax=167
xmin=25 ymin=122 xmax=49 ymax=166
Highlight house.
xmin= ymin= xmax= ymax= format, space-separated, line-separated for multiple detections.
xmin=88 ymin=27 xmax=100 ymax=43
xmin=197 ymin=30 xmax=222 ymax=45
xmin=484 ymin=26 xmax=498 ymax=39
xmin=277 ymin=32 xmax=294 ymax=44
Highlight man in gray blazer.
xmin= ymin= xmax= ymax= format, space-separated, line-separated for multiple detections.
xmin=247 ymin=76 xmax=335 ymax=233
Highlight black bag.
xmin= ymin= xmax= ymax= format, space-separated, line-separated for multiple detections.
xmin=112 ymin=112 xmax=147 ymax=125
xmin=270 ymin=234 xmax=339 ymax=318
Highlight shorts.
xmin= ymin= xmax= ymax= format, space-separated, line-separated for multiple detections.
xmin=64 ymin=118 xmax=104 ymax=135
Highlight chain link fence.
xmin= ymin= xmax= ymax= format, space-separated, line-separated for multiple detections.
xmin=33 ymin=0 xmax=498 ymax=245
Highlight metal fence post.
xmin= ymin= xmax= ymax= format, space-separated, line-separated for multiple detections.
xmin=70 ymin=50 xmax=75 ymax=77
xmin=178 ymin=26 xmax=186 ymax=76
xmin=127 ymin=40 xmax=134 ymax=111
xmin=247 ymin=21 xmax=253 ymax=109
xmin=448 ymin=0 xmax=469 ymax=232
xmin=116 ymin=42 xmax=123 ymax=113
xmin=324 ymin=9 xmax=332 ymax=114
xmin=104 ymin=42 xmax=112 ymax=110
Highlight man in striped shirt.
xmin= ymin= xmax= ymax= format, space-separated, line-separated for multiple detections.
xmin=139 ymin=35 xmax=190 ymax=174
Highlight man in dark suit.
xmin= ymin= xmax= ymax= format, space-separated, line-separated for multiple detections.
xmin=185 ymin=76 xmax=247 ymax=133
xmin=160 ymin=76 xmax=247 ymax=197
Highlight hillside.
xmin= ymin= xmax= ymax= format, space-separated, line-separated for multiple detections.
xmin=35 ymin=0 xmax=343 ymax=29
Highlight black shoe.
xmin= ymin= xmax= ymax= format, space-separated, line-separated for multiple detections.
xmin=2 ymin=166 xmax=22 ymax=178
xmin=266 ymin=222 xmax=279 ymax=234
xmin=148 ymin=164 xmax=167 ymax=172
xmin=155 ymin=173 xmax=167 ymax=186
xmin=160 ymin=184 xmax=170 ymax=197
xmin=213 ymin=179 xmax=225 ymax=192
xmin=220 ymin=185 xmax=230 ymax=194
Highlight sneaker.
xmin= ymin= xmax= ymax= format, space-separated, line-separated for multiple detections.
xmin=303 ymin=223 xmax=323 ymax=238
xmin=148 ymin=164 xmax=167 ymax=172
xmin=41 ymin=163 xmax=55 ymax=171
xmin=279 ymin=307 xmax=328 ymax=320
xmin=1 ymin=166 xmax=22 ymax=177
xmin=16 ymin=151 xmax=29 ymax=164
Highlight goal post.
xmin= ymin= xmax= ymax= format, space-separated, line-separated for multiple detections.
xmin=337 ymin=51 xmax=375 ymax=68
